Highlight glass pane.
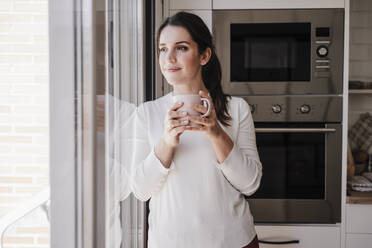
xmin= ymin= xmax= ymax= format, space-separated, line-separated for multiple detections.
xmin=231 ymin=23 xmax=311 ymax=82
xmin=2 ymin=205 xmax=49 ymax=247
xmin=0 ymin=0 xmax=50 ymax=247
xmin=253 ymin=123 xmax=325 ymax=199
xmin=106 ymin=0 xmax=145 ymax=248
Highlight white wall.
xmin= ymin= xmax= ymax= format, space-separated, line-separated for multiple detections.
xmin=349 ymin=0 xmax=372 ymax=83
xmin=349 ymin=0 xmax=372 ymax=128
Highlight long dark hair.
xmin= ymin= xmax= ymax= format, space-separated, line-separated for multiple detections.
xmin=156 ymin=11 xmax=232 ymax=126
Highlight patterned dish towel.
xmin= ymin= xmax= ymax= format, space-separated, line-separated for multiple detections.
xmin=348 ymin=175 xmax=372 ymax=192
xmin=362 ymin=172 xmax=372 ymax=182
xmin=348 ymin=112 xmax=372 ymax=152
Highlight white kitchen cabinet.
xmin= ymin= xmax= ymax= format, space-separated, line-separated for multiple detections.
xmin=169 ymin=10 xmax=212 ymax=32
xmin=346 ymin=204 xmax=372 ymax=234
xmin=345 ymin=204 xmax=372 ymax=248
xmin=256 ymin=225 xmax=340 ymax=248
xmin=346 ymin=234 xmax=372 ymax=248
xmin=170 ymin=0 xmax=211 ymax=10
xmin=213 ymin=0 xmax=344 ymax=9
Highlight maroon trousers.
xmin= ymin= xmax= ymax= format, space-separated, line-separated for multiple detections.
xmin=242 ymin=235 xmax=259 ymax=248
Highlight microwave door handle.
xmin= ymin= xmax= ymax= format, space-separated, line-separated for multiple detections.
xmin=258 ymin=239 xmax=300 ymax=245
xmin=255 ymin=128 xmax=336 ymax=133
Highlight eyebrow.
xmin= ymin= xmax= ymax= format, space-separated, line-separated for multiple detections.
xmin=159 ymin=41 xmax=191 ymax=46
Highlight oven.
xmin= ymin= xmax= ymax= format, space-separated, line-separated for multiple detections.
xmin=213 ymin=9 xmax=344 ymax=95
xmin=243 ymin=95 xmax=342 ymax=223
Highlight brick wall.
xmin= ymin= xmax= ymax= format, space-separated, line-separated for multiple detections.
xmin=0 ymin=0 xmax=49 ymax=247
xmin=349 ymin=0 xmax=372 ymax=131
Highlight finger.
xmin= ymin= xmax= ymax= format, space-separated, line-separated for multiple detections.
xmin=199 ymin=90 xmax=208 ymax=98
xmin=188 ymin=116 xmax=212 ymax=127
xmin=168 ymin=119 xmax=189 ymax=130
xmin=168 ymin=110 xmax=188 ymax=120
xmin=185 ymin=125 xmax=204 ymax=131
xmin=192 ymin=104 xmax=208 ymax=115
xmin=171 ymin=126 xmax=187 ymax=136
xmin=199 ymin=90 xmax=211 ymax=101
xmin=170 ymin=101 xmax=184 ymax=111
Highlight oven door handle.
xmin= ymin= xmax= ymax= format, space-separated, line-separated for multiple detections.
xmin=255 ymin=128 xmax=336 ymax=133
xmin=258 ymin=239 xmax=300 ymax=245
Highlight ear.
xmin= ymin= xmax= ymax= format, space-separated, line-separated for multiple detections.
xmin=200 ymin=47 xmax=212 ymax=66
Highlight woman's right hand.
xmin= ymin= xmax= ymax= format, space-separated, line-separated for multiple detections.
xmin=162 ymin=101 xmax=189 ymax=148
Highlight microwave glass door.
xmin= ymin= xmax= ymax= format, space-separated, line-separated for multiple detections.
xmin=253 ymin=123 xmax=325 ymax=200
xmin=231 ymin=23 xmax=311 ymax=82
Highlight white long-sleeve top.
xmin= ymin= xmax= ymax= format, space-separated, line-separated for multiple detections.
xmin=130 ymin=92 xmax=262 ymax=248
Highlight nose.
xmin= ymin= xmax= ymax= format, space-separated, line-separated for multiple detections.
xmin=166 ymin=49 xmax=176 ymax=63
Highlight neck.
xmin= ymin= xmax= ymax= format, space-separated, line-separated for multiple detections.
xmin=173 ymin=79 xmax=208 ymax=95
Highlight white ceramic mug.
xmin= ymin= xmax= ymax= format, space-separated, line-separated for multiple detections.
xmin=172 ymin=94 xmax=211 ymax=126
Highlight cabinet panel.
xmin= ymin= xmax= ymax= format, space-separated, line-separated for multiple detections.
xmin=346 ymin=234 xmax=372 ymax=248
xmin=256 ymin=225 xmax=340 ymax=248
xmin=346 ymin=204 xmax=372 ymax=234
xmin=213 ymin=0 xmax=344 ymax=9
xmin=169 ymin=10 xmax=212 ymax=32
xmin=170 ymin=0 xmax=211 ymax=10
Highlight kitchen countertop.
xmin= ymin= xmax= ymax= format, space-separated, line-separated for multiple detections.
xmin=347 ymin=189 xmax=372 ymax=204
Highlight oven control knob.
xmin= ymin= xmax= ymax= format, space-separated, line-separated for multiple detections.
xmin=317 ymin=45 xmax=328 ymax=57
xmin=249 ymin=104 xmax=255 ymax=114
xmin=272 ymin=104 xmax=282 ymax=114
xmin=300 ymin=104 xmax=311 ymax=114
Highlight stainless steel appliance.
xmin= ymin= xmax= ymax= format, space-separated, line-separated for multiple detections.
xmin=243 ymin=95 xmax=342 ymax=223
xmin=213 ymin=9 xmax=344 ymax=95
xmin=213 ymin=8 xmax=344 ymax=224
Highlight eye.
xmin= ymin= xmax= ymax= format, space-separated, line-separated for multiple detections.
xmin=177 ymin=46 xmax=188 ymax=51
xmin=158 ymin=47 xmax=167 ymax=53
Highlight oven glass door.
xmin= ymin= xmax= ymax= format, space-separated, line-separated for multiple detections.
xmin=253 ymin=123 xmax=325 ymax=200
xmin=231 ymin=23 xmax=311 ymax=82
xmin=247 ymin=122 xmax=342 ymax=223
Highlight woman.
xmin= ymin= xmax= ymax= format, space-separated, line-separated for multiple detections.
xmin=131 ymin=12 xmax=262 ymax=248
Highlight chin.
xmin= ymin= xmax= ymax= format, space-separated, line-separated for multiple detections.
xmin=165 ymin=77 xmax=187 ymax=87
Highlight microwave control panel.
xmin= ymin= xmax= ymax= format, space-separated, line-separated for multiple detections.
xmin=315 ymin=27 xmax=331 ymax=73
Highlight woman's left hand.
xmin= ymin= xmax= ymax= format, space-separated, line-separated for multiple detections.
xmin=187 ymin=90 xmax=223 ymax=140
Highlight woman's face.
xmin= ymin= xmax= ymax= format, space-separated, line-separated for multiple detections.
xmin=158 ymin=25 xmax=208 ymax=87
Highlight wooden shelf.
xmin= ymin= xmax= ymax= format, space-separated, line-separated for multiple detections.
xmin=347 ymin=189 xmax=372 ymax=204
xmin=349 ymin=89 xmax=372 ymax=94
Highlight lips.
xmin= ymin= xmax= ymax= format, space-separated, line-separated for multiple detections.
xmin=167 ymin=67 xmax=181 ymax=72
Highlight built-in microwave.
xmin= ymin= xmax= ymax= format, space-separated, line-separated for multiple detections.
xmin=213 ymin=9 xmax=344 ymax=95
